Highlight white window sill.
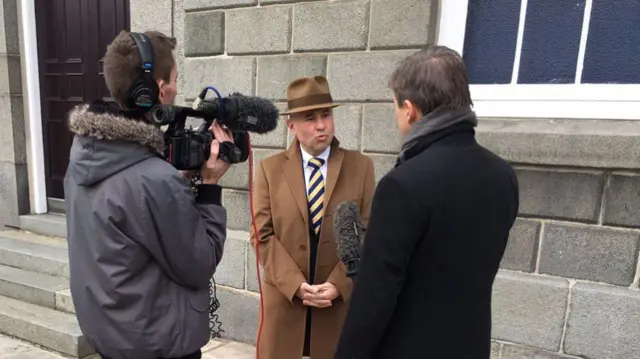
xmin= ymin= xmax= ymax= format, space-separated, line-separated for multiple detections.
xmin=472 ymin=100 xmax=640 ymax=120
xmin=470 ymin=84 xmax=640 ymax=120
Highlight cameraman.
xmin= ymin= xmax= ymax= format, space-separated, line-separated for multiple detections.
xmin=63 ymin=30 xmax=231 ymax=359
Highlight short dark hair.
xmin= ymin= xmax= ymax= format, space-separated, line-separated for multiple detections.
xmin=103 ymin=30 xmax=177 ymax=109
xmin=388 ymin=45 xmax=473 ymax=115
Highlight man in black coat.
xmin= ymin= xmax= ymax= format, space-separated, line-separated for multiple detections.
xmin=333 ymin=45 xmax=519 ymax=359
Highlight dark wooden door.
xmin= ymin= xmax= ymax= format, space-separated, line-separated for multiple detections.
xmin=35 ymin=0 xmax=130 ymax=199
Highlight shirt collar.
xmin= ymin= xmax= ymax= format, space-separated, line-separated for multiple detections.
xmin=300 ymin=144 xmax=331 ymax=167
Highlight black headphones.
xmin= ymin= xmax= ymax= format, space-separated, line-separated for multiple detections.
xmin=126 ymin=32 xmax=159 ymax=110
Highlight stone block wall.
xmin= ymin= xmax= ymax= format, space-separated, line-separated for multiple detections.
xmin=142 ymin=1 xmax=640 ymax=358
xmin=475 ymin=120 xmax=640 ymax=359
xmin=0 ymin=0 xmax=28 ymax=228
xmin=173 ymin=0 xmax=437 ymax=222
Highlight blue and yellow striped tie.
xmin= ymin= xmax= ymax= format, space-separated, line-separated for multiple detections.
xmin=307 ymin=157 xmax=325 ymax=235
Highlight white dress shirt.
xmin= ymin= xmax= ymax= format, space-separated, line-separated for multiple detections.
xmin=300 ymin=144 xmax=330 ymax=193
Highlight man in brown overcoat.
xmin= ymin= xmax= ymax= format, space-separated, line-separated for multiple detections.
xmin=250 ymin=76 xmax=376 ymax=359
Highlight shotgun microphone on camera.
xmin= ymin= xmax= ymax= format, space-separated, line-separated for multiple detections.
xmin=150 ymin=87 xmax=280 ymax=170
xmin=151 ymin=92 xmax=279 ymax=134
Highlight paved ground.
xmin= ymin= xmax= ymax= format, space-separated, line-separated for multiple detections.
xmin=0 ymin=333 xmax=255 ymax=358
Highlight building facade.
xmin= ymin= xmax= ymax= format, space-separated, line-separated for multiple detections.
xmin=1 ymin=0 xmax=639 ymax=358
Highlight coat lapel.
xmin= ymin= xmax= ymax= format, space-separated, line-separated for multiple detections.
xmin=324 ymin=139 xmax=344 ymax=207
xmin=283 ymin=139 xmax=309 ymax=226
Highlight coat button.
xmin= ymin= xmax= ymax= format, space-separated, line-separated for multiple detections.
xmin=299 ymin=244 xmax=306 ymax=251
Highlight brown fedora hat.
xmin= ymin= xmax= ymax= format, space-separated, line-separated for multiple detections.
xmin=281 ymin=75 xmax=340 ymax=115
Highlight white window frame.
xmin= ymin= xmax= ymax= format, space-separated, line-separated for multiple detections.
xmin=437 ymin=0 xmax=640 ymax=120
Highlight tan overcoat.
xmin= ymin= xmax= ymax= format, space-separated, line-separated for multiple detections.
xmin=249 ymin=137 xmax=376 ymax=359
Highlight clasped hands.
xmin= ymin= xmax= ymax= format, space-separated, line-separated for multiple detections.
xmin=296 ymin=282 xmax=339 ymax=308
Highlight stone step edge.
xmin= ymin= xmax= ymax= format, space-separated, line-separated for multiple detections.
xmin=19 ymin=214 xmax=67 ymax=240
xmin=0 ymin=263 xmax=70 ymax=310
xmin=0 ymin=294 xmax=95 ymax=358
xmin=0 ymin=235 xmax=69 ymax=278
xmin=19 ymin=213 xmax=252 ymax=242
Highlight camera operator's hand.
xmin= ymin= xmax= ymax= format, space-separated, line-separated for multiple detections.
xmin=201 ymin=120 xmax=234 ymax=185
xmin=180 ymin=170 xmax=196 ymax=179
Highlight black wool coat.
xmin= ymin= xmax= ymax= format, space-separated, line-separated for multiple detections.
xmin=334 ymin=121 xmax=519 ymax=359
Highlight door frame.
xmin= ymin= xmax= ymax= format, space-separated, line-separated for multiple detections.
xmin=21 ymin=0 xmax=131 ymax=213
xmin=20 ymin=0 xmax=47 ymax=214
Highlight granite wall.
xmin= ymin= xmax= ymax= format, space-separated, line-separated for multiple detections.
xmin=134 ymin=1 xmax=640 ymax=358
xmin=0 ymin=0 xmax=28 ymax=228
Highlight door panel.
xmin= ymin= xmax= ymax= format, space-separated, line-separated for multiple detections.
xmin=35 ymin=0 xmax=130 ymax=199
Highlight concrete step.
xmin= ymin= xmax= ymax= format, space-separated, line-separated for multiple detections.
xmin=0 ymin=228 xmax=67 ymax=249
xmin=0 ymin=233 xmax=69 ymax=278
xmin=0 ymin=294 xmax=94 ymax=357
xmin=0 ymin=263 xmax=70 ymax=310
xmin=55 ymin=288 xmax=76 ymax=314
xmin=19 ymin=213 xmax=67 ymax=239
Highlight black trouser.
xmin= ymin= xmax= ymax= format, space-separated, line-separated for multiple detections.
xmin=100 ymin=350 xmax=201 ymax=359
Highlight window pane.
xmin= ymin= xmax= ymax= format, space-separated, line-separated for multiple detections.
xmin=462 ymin=0 xmax=521 ymax=84
xmin=582 ymin=0 xmax=640 ymax=84
xmin=518 ymin=0 xmax=585 ymax=84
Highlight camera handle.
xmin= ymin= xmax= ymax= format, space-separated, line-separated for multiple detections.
xmin=217 ymin=141 xmax=243 ymax=163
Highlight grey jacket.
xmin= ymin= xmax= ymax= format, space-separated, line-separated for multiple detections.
xmin=63 ymin=102 xmax=226 ymax=359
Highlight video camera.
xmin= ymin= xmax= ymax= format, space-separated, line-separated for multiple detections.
xmin=150 ymin=86 xmax=279 ymax=171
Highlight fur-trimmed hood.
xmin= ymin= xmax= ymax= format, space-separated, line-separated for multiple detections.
xmin=66 ymin=101 xmax=165 ymax=186
xmin=68 ymin=101 xmax=165 ymax=154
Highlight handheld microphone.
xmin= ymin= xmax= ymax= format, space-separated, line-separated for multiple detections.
xmin=334 ymin=201 xmax=365 ymax=278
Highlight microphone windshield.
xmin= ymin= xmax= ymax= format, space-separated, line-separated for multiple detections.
xmin=229 ymin=93 xmax=279 ymax=134
xmin=334 ymin=201 xmax=364 ymax=264
xmin=196 ymin=92 xmax=279 ymax=134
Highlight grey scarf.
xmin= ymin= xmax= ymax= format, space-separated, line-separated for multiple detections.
xmin=397 ymin=106 xmax=478 ymax=163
